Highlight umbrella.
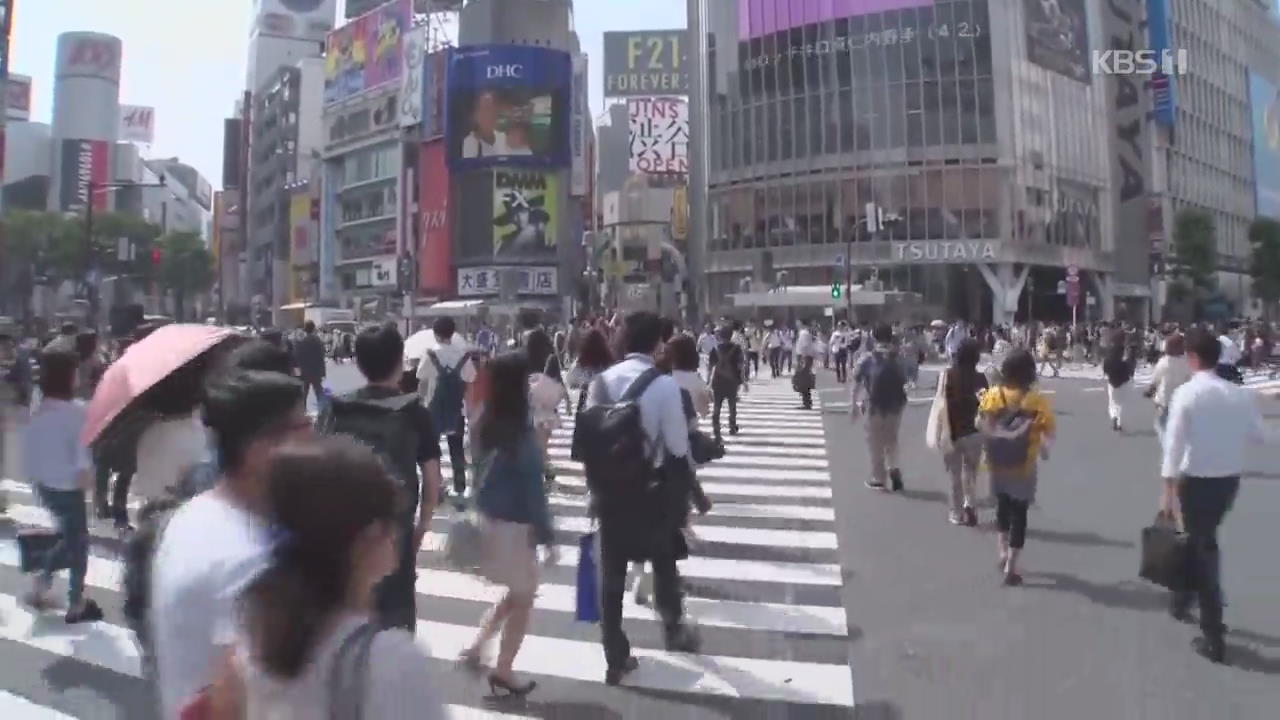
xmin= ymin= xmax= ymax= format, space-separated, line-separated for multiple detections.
xmin=81 ymin=324 xmax=235 ymax=446
xmin=403 ymin=329 xmax=438 ymax=362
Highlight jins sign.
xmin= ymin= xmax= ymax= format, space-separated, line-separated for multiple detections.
xmin=894 ymin=240 xmax=997 ymax=262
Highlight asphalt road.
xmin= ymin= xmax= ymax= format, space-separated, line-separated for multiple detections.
xmin=819 ymin=368 xmax=1280 ymax=720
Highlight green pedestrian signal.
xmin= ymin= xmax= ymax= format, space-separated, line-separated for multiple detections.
xmin=831 ymin=283 xmax=842 ymax=299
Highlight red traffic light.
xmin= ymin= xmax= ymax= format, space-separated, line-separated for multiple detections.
xmin=151 ymin=248 xmax=162 ymax=265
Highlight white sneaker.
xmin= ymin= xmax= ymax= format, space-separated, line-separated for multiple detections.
xmin=632 ymin=569 xmax=653 ymax=606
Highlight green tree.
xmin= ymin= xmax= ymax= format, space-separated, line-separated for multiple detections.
xmin=1171 ymin=208 xmax=1218 ymax=290
xmin=156 ymin=231 xmax=215 ymax=321
xmin=1249 ymin=217 xmax=1280 ymax=319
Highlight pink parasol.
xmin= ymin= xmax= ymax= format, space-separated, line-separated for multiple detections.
xmin=81 ymin=324 xmax=236 ymax=446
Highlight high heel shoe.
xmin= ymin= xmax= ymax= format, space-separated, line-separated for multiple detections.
xmin=487 ymin=673 xmax=536 ymax=697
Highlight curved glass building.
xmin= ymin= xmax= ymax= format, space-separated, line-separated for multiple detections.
xmin=697 ymin=0 xmax=1124 ymax=322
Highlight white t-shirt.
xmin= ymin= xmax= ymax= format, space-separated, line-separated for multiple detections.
xmin=151 ymin=490 xmax=272 ymax=720
xmin=461 ymin=130 xmax=511 ymax=158
xmin=134 ymin=413 xmax=210 ymax=499
xmin=1218 ymin=335 xmax=1242 ymax=365
xmin=416 ymin=338 xmax=477 ymax=404
xmin=237 ymin=615 xmax=446 ymax=720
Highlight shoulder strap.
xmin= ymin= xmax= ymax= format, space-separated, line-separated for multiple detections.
xmin=620 ymin=366 xmax=664 ymax=403
xmin=328 ymin=622 xmax=379 ymax=720
xmin=426 ymin=349 xmax=447 ymax=373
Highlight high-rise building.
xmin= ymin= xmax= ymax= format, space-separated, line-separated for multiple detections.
xmin=246 ymin=0 xmax=337 ymax=93
xmin=692 ymin=0 xmax=1118 ymax=323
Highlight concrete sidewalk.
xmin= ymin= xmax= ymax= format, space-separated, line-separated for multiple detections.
xmin=817 ymin=370 xmax=1280 ymax=720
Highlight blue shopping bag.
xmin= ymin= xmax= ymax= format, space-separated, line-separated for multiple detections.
xmin=575 ymin=532 xmax=600 ymax=623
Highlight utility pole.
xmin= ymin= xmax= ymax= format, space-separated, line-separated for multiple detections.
xmin=685 ymin=0 xmax=706 ymax=326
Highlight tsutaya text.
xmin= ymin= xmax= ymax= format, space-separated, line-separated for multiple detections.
xmin=893 ymin=240 xmax=997 ymax=262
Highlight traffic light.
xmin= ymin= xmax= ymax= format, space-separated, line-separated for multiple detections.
xmin=151 ymin=248 xmax=162 ymax=266
xmin=830 ymin=282 xmax=842 ymax=299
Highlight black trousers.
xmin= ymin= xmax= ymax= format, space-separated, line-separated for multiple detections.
xmin=712 ymin=391 xmax=738 ymax=440
xmin=834 ymin=350 xmax=849 ymax=383
xmin=599 ymin=539 xmax=683 ymax=671
xmin=747 ymin=350 xmax=759 ymax=378
xmin=439 ymin=425 xmax=468 ymax=494
xmin=768 ymin=348 xmax=782 ymax=377
xmin=996 ymin=493 xmax=1029 ymax=548
xmin=94 ymin=464 xmax=132 ymax=523
xmin=376 ymin=513 xmax=419 ymax=633
xmin=301 ymin=377 xmax=325 ymax=408
xmin=1172 ymin=475 xmax=1240 ymax=638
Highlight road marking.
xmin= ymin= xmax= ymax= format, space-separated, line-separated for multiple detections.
xmin=0 ymin=691 xmax=76 ymax=719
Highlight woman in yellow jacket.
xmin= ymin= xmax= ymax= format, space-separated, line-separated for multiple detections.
xmin=978 ymin=349 xmax=1057 ymax=587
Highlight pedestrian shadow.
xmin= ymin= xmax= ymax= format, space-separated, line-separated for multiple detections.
xmin=854 ymin=700 xmax=904 ymax=719
xmin=897 ymin=488 xmax=947 ymax=504
xmin=42 ymin=655 xmax=154 ymax=719
xmin=1021 ymin=572 xmax=1167 ymax=612
xmin=1124 ymin=429 xmax=1157 ymax=438
xmin=1024 ymin=527 xmax=1134 ymax=549
xmin=1225 ymin=643 xmax=1280 ymax=676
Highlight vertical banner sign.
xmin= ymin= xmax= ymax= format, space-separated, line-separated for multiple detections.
xmin=289 ymin=191 xmax=313 ymax=265
xmin=418 ymin=140 xmax=453 ymax=293
xmin=492 ymin=170 xmax=558 ymax=258
xmin=1145 ymin=0 xmax=1177 ymax=128
xmin=421 ymin=49 xmax=448 ymax=138
xmin=570 ymin=53 xmax=588 ymax=197
xmin=119 ymin=104 xmax=156 ymax=143
xmin=59 ymin=139 xmax=109 ymax=212
xmin=1249 ymin=72 xmax=1280 ymax=220
xmin=628 ymin=97 xmax=690 ymax=174
xmin=602 ymin=30 xmax=689 ymax=97
xmin=672 ymin=184 xmax=689 ymax=240
xmin=399 ymin=24 xmax=425 ymax=128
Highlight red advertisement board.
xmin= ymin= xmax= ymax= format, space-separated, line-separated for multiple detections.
xmin=418 ymin=139 xmax=452 ymax=295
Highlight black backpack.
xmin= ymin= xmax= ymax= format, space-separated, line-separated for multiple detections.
xmin=984 ymin=388 xmax=1035 ymax=470
xmin=425 ymin=350 xmax=466 ymax=435
xmin=573 ymin=367 xmax=663 ymax=511
xmin=318 ymin=391 xmax=422 ymax=501
xmin=711 ymin=343 xmax=740 ymax=391
xmin=864 ymin=351 xmax=908 ymax=414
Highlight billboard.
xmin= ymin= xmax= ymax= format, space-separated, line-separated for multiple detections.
xmin=492 ymin=170 xmax=558 ymax=258
xmin=289 ymin=189 xmax=315 ymax=266
xmin=5 ymin=74 xmax=31 ymax=121
xmin=55 ymin=32 xmax=122 ymax=84
xmin=1024 ymin=0 xmax=1091 ymax=84
xmin=457 ymin=266 xmax=558 ymax=297
xmin=119 ymin=104 xmax=156 ymax=144
xmin=418 ymin=140 xmax=452 ymax=294
xmin=399 ymin=25 xmax=425 ymax=128
xmin=254 ymin=0 xmax=337 ymax=41
xmin=323 ymin=0 xmax=411 ymax=105
xmin=446 ymin=45 xmax=572 ymax=170
xmin=737 ymin=0 xmax=932 ymax=39
xmin=59 ymin=139 xmax=109 ymax=213
xmin=422 ymin=48 xmax=448 ymax=138
xmin=628 ymin=97 xmax=689 ymax=175
xmin=603 ymin=30 xmax=688 ymax=97
xmin=1250 ymin=72 xmax=1280 ymax=220
xmin=1146 ymin=0 xmax=1177 ymax=127
xmin=570 ymin=54 xmax=589 ymax=197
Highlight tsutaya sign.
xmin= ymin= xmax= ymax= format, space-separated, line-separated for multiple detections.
xmin=894 ymin=240 xmax=997 ymax=262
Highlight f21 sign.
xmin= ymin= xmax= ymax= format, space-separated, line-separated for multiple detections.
xmin=628 ymin=97 xmax=689 ymax=175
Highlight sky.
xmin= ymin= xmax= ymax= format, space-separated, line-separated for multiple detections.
xmin=10 ymin=0 xmax=685 ymax=191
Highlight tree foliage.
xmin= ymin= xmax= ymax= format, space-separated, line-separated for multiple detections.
xmin=156 ymin=231 xmax=215 ymax=320
xmin=0 ymin=209 xmax=163 ymax=282
xmin=1170 ymin=208 xmax=1217 ymax=290
xmin=1249 ymin=217 xmax=1280 ymax=314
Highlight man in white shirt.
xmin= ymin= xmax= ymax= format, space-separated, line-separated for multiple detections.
xmin=830 ymin=322 xmax=850 ymax=383
xmin=150 ymin=370 xmax=314 ymax=719
xmin=794 ymin=320 xmax=818 ymax=409
xmin=417 ymin=317 xmax=477 ymax=503
xmin=1161 ymin=329 xmax=1268 ymax=664
xmin=460 ymin=91 xmax=511 ymax=159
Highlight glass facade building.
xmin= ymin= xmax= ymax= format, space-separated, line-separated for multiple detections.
xmin=698 ymin=0 xmax=1118 ymax=322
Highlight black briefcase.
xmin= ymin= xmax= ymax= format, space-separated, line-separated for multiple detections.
xmin=17 ymin=529 xmax=69 ymax=574
xmin=1139 ymin=517 xmax=1191 ymax=591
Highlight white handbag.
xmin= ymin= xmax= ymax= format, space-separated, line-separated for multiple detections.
xmin=924 ymin=369 xmax=953 ymax=453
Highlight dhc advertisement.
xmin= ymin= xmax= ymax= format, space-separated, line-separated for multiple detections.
xmin=1249 ymin=71 xmax=1280 ymax=220
xmin=445 ymin=44 xmax=572 ymax=171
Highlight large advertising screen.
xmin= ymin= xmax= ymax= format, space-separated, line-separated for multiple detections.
xmin=492 ymin=170 xmax=558 ymax=259
xmin=323 ymin=0 xmax=411 ymax=105
xmin=738 ymin=0 xmax=932 ymax=39
xmin=1023 ymin=0 xmax=1090 ymax=84
xmin=445 ymin=45 xmax=572 ymax=170
xmin=58 ymin=139 xmax=109 ymax=213
xmin=602 ymin=30 xmax=689 ymax=97
xmin=1250 ymin=72 xmax=1280 ymax=220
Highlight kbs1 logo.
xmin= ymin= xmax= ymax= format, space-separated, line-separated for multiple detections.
xmin=1091 ymin=48 xmax=1188 ymax=76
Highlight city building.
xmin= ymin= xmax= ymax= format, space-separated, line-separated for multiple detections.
xmin=248 ymin=56 xmax=325 ymax=324
xmin=246 ymin=0 xmax=336 ymax=93
xmin=1148 ymin=0 xmax=1280 ymax=316
xmin=692 ymin=0 xmax=1122 ymax=323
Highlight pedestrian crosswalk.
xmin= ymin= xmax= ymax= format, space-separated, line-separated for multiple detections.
xmin=0 ymin=377 xmax=854 ymax=718
xmin=921 ymin=360 xmax=1280 ymax=395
